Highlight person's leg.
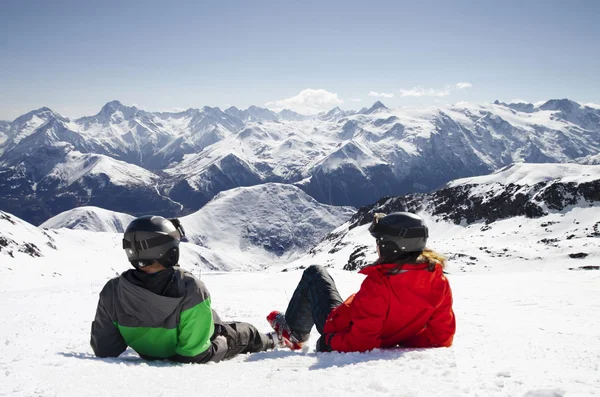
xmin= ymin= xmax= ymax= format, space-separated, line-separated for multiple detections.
xmin=285 ymin=265 xmax=343 ymax=336
xmin=219 ymin=322 xmax=272 ymax=360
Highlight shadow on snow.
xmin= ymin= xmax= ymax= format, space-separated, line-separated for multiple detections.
xmin=60 ymin=347 xmax=425 ymax=370
xmin=57 ymin=349 xmax=178 ymax=367
xmin=244 ymin=347 xmax=414 ymax=370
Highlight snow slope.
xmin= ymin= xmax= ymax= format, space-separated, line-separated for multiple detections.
xmin=291 ymin=163 xmax=600 ymax=273
xmin=448 ymin=162 xmax=600 ymax=187
xmin=180 ymin=183 xmax=354 ymax=268
xmin=0 ymin=211 xmax=241 ymax=284
xmin=40 ymin=206 xmax=135 ymax=233
xmin=36 ymin=183 xmax=354 ymax=270
xmin=1 ymin=210 xmax=599 ymax=396
xmin=45 ymin=151 xmax=157 ymax=187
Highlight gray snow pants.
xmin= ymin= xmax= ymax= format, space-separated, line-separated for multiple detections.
xmin=213 ymin=311 xmax=272 ymax=359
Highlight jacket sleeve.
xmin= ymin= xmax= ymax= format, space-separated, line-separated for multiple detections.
xmin=329 ymin=275 xmax=389 ymax=352
xmin=170 ymin=279 xmax=229 ymax=364
xmin=401 ymin=280 xmax=456 ymax=348
xmin=90 ymin=282 xmax=127 ymax=358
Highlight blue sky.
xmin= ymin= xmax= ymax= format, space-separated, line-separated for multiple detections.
xmin=1 ymin=0 xmax=599 ymax=119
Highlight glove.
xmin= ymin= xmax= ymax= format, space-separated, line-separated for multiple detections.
xmin=316 ymin=334 xmax=333 ymax=352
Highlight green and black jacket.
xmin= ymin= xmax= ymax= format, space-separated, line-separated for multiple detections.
xmin=91 ymin=267 xmax=228 ymax=363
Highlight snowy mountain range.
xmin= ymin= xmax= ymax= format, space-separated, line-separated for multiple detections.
xmin=1 ymin=98 xmax=599 ymax=225
xmin=4 ymin=163 xmax=598 ymax=276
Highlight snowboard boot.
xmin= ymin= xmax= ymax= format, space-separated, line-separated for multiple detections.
xmin=266 ymin=332 xmax=280 ymax=350
xmin=266 ymin=311 xmax=309 ymax=351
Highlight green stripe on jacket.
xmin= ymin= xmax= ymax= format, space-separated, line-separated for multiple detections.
xmin=116 ymin=298 xmax=214 ymax=359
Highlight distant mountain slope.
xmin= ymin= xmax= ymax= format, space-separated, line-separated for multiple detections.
xmin=0 ymin=210 xmax=57 ymax=261
xmin=290 ymin=163 xmax=600 ymax=272
xmin=0 ymin=150 xmax=180 ymax=225
xmin=181 ymin=183 xmax=354 ymax=266
xmin=1 ymin=99 xmax=598 ymax=224
xmin=41 ymin=206 xmax=135 ymax=233
xmin=35 ymin=183 xmax=355 ymax=270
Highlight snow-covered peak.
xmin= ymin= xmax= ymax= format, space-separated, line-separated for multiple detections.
xmin=448 ymin=162 xmax=600 ymax=187
xmin=201 ymin=105 xmax=223 ymax=114
xmin=538 ymin=98 xmax=581 ymax=112
xmin=245 ymin=105 xmax=279 ymax=121
xmin=101 ymin=100 xmax=129 ymax=111
xmin=278 ymin=108 xmax=308 ymax=121
xmin=41 ymin=206 xmax=135 ymax=233
xmin=493 ymin=100 xmax=535 ymax=113
xmin=321 ymin=106 xmax=347 ymax=120
xmin=315 ymin=141 xmax=386 ymax=173
xmin=224 ymin=106 xmax=244 ymax=120
xmin=84 ymin=100 xmax=141 ymax=124
xmin=12 ymin=107 xmax=58 ymax=123
xmin=536 ymin=99 xmax=599 ymax=130
xmin=72 ymin=101 xmax=148 ymax=129
xmin=45 ymin=151 xmax=157 ymax=187
xmin=224 ymin=105 xmax=279 ymax=122
xmin=180 ymin=183 xmax=354 ymax=267
xmin=361 ymin=101 xmax=388 ymax=114
xmin=5 ymin=107 xmax=64 ymax=146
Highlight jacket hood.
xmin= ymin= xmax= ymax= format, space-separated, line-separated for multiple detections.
xmin=116 ymin=276 xmax=184 ymax=326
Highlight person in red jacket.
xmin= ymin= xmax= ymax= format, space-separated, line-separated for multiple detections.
xmin=267 ymin=211 xmax=456 ymax=353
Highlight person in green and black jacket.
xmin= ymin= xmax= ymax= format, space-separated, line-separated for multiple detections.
xmin=91 ymin=215 xmax=280 ymax=363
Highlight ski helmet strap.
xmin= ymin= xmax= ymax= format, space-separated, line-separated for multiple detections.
xmin=169 ymin=218 xmax=186 ymax=240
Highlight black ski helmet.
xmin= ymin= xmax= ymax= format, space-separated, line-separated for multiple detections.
xmin=369 ymin=212 xmax=428 ymax=256
xmin=122 ymin=216 xmax=185 ymax=268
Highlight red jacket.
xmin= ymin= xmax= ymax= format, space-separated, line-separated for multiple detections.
xmin=324 ymin=262 xmax=455 ymax=353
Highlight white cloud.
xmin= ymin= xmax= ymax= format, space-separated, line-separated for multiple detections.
xmin=159 ymin=107 xmax=187 ymax=113
xmin=348 ymin=98 xmax=362 ymax=102
xmin=399 ymin=87 xmax=451 ymax=97
xmin=584 ymin=102 xmax=600 ymax=109
xmin=399 ymin=82 xmax=472 ymax=97
xmin=368 ymin=91 xmax=395 ymax=98
xmin=509 ymin=99 xmax=528 ymax=104
xmin=265 ymin=89 xmax=344 ymax=115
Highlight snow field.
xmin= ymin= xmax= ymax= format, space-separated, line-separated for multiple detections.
xmin=1 ymin=267 xmax=598 ymax=397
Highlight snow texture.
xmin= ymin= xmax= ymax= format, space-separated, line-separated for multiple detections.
xmin=1 ymin=211 xmax=599 ymax=396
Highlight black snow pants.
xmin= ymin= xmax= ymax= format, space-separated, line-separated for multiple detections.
xmin=285 ymin=265 xmax=344 ymax=336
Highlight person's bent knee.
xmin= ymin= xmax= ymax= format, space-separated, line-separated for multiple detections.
xmin=304 ymin=264 xmax=325 ymax=276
